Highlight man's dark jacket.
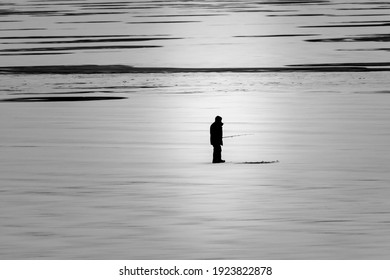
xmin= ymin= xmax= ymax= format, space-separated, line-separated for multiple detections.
xmin=210 ymin=121 xmax=223 ymax=146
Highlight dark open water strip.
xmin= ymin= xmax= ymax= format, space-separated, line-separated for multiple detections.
xmin=1 ymin=64 xmax=390 ymax=74
xmin=0 ymin=96 xmax=127 ymax=102
xmin=0 ymin=37 xmax=183 ymax=45
xmin=306 ymin=34 xmax=390 ymax=42
xmin=0 ymin=45 xmax=161 ymax=53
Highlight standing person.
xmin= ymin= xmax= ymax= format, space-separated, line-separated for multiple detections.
xmin=210 ymin=116 xmax=225 ymax=163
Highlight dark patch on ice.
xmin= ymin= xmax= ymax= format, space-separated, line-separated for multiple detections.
xmin=134 ymin=14 xmax=226 ymax=18
xmin=0 ymin=88 xmax=17 ymax=92
xmin=1 ymin=64 xmax=390 ymax=75
xmin=338 ymin=48 xmax=390 ymax=52
xmin=0 ymin=28 xmax=47 ymax=31
xmin=267 ymin=13 xmax=327 ymax=17
xmin=306 ymin=34 xmax=390 ymax=42
xmin=68 ymin=86 xmax=166 ymax=90
xmin=10 ymin=90 xmax=115 ymax=95
xmin=236 ymin=161 xmax=279 ymax=164
xmin=0 ymin=52 xmax=72 ymax=56
xmin=240 ymin=7 xmax=294 ymax=10
xmin=0 ymin=96 xmax=127 ymax=102
xmin=0 ymin=45 xmax=162 ymax=53
xmin=0 ymin=35 xmax=168 ymax=40
xmin=1 ymin=37 xmax=183 ymax=45
xmin=329 ymin=13 xmax=390 ymax=17
xmin=230 ymin=9 xmax=297 ymax=13
xmin=288 ymin=62 xmax=390 ymax=67
xmin=340 ymin=20 xmax=390 ymax=24
xmin=0 ymin=9 xmax=61 ymax=16
xmin=127 ymin=21 xmax=201 ymax=24
xmin=56 ymin=21 xmax=121 ymax=24
xmin=300 ymin=22 xmax=390 ymax=28
xmin=235 ymin=34 xmax=319 ymax=38
xmin=336 ymin=7 xmax=390 ymax=11
xmin=60 ymin=12 xmax=128 ymax=16
xmin=312 ymin=220 xmax=353 ymax=223
xmin=255 ymin=0 xmax=330 ymax=4
xmin=77 ymin=6 xmax=160 ymax=11
xmin=80 ymin=7 xmax=143 ymax=10
xmin=52 ymin=82 xmax=88 ymax=86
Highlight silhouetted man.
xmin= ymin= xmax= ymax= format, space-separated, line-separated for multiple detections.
xmin=210 ymin=116 xmax=225 ymax=163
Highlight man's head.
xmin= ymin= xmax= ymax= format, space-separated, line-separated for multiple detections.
xmin=215 ymin=116 xmax=222 ymax=122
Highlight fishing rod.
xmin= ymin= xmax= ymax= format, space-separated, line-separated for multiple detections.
xmin=223 ymin=133 xmax=253 ymax=139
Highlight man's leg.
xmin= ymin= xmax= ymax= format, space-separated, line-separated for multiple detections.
xmin=213 ymin=145 xmax=222 ymax=163
xmin=218 ymin=145 xmax=224 ymax=162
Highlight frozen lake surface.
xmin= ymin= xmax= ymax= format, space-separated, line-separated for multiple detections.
xmin=1 ymin=72 xmax=390 ymax=259
xmin=1 ymin=0 xmax=390 ymax=259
